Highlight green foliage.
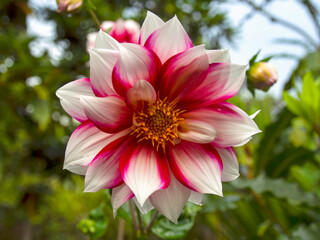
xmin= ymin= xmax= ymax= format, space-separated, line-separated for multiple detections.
xmin=232 ymin=174 xmax=319 ymax=207
xmin=152 ymin=203 xmax=201 ymax=240
xmin=77 ymin=204 xmax=108 ymax=239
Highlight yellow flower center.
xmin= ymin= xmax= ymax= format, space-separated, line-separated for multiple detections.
xmin=131 ymin=98 xmax=184 ymax=151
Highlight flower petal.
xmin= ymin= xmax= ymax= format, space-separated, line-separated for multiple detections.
xmin=206 ymin=49 xmax=230 ymax=64
xmin=145 ymin=16 xmax=193 ymax=63
xmin=181 ymin=102 xmax=261 ymax=148
xmin=89 ymin=48 xmax=119 ymax=97
xmin=94 ymin=29 xmax=120 ymax=50
xmin=80 ymin=95 xmax=132 ymax=133
xmin=56 ymin=78 xmax=94 ymax=122
xmin=112 ymin=43 xmax=161 ymax=96
xmin=139 ymin=11 xmax=165 ymax=45
xmin=157 ymin=45 xmax=209 ymax=101
xmin=84 ymin=136 xmax=128 ymax=192
xmin=111 ymin=183 xmax=134 ymax=217
xmin=133 ymin=197 xmax=154 ymax=214
xmin=182 ymin=63 xmax=247 ymax=108
xmin=119 ymin=142 xmax=170 ymax=206
xmin=64 ymin=121 xmax=130 ymax=175
xmin=150 ymin=171 xmax=190 ymax=224
xmin=125 ymin=79 xmax=156 ymax=110
xmin=215 ymin=147 xmax=239 ymax=182
xmin=168 ymin=141 xmax=223 ymax=196
xmin=188 ymin=191 xmax=203 ymax=206
xmin=178 ymin=118 xmax=217 ymax=144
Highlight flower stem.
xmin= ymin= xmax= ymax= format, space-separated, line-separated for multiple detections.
xmin=116 ymin=219 xmax=125 ymax=240
xmin=129 ymin=200 xmax=140 ymax=233
xmin=88 ymin=8 xmax=100 ymax=29
xmin=146 ymin=210 xmax=159 ymax=233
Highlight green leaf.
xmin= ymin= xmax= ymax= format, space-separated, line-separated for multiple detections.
xmin=77 ymin=204 xmax=108 ymax=239
xmin=255 ymin=108 xmax=294 ymax=174
xmin=151 ymin=203 xmax=201 ymax=239
xmin=232 ymin=175 xmax=320 ymax=208
xmin=249 ymin=49 xmax=261 ymax=66
xmin=260 ymin=56 xmax=273 ymax=62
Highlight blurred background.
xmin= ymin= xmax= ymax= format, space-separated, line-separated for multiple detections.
xmin=0 ymin=0 xmax=319 ymax=239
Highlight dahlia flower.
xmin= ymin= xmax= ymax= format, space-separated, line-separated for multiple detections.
xmin=57 ymin=12 xmax=261 ymax=223
xmin=87 ymin=19 xmax=140 ymax=51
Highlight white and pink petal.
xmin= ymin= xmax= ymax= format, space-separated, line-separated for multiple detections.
xmin=182 ymin=63 xmax=247 ymax=108
xmin=139 ymin=11 xmax=165 ymax=45
xmin=125 ymin=79 xmax=156 ymax=110
xmin=145 ymin=16 xmax=193 ymax=63
xmin=64 ymin=121 xmax=130 ymax=175
xmin=94 ymin=29 xmax=120 ymax=50
xmin=89 ymin=48 xmax=119 ymax=97
xmin=112 ymin=43 xmax=161 ymax=96
xmin=119 ymin=142 xmax=170 ymax=206
xmin=80 ymin=95 xmax=132 ymax=133
xmin=84 ymin=136 xmax=128 ymax=192
xmin=56 ymin=78 xmax=94 ymax=122
xmin=168 ymin=141 xmax=223 ymax=196
xmin=182 ymin=102 xmax=261 ymax=148
xmin=157 ymin=45 xmax=209 ymax=101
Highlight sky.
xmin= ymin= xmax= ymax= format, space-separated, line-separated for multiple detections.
xmin=27 ymin=0 xmax=320 ymax=98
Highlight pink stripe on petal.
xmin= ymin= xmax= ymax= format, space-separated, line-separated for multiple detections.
xmin=84 ymin=135 xmax=128 ymax=192
xmin=64 ymin=121 xmax=130 ymax=175
xmin=80 ymin=95 xmax=132 ymax=133
xmin=119 ymin=141 xmax=170 ymax=206
xmin=112 ymin=43 xmax=161 ymax=97
xmin=182 ymin=63 xmax=247 ymax=108
xmin=182 ymin=102 xmax=261 ymax=148
xmin=89 ymin=48 xmax=119 ymax=97
xmin=156 ymin=45 xmax=209 ymax=101
xmin=167 ymin=141 xmax=223 ymax=196
xmin=145 ymin=16 xmax=193 ymax=63
xmin=111 ymin=183 xmax=134 ymax=217
xmin=56 ymin=78 xmax=94 ymax=122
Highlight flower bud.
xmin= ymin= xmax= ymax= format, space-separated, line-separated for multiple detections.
xmin=248 ymin=62 xmax=278 ymax=91
xmin=57 ymin=0 xmax=82 ymax=13
xmin=86 ymin=19 xmax=140 ymax=51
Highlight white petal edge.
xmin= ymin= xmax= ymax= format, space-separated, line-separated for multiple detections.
xmin=206 ymin=49 xmax=231 ymax=64
xmin=56 ymin=78 xmax=94 ymax=122
xmin=111 ymin=183 xmax=134 ymax=218
xmin=215 ymin=147 xmax=240 ymax=182
xmin=150 ymin=172 xmax=191 ymax=224
xmin=89 ymin=48 xmax=119 ymax=97
xmin=94 ymin=29 xmax=120 ymax=50
xmin=133 ymin=197 xmax=154 ymax=214
xmin=139 ymin=11 xmax=165 ymax=45
xmin=188 ymin=191 xmax=203 ymax=206
xmin=64 ymin=121 xmax=130 ymax=175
